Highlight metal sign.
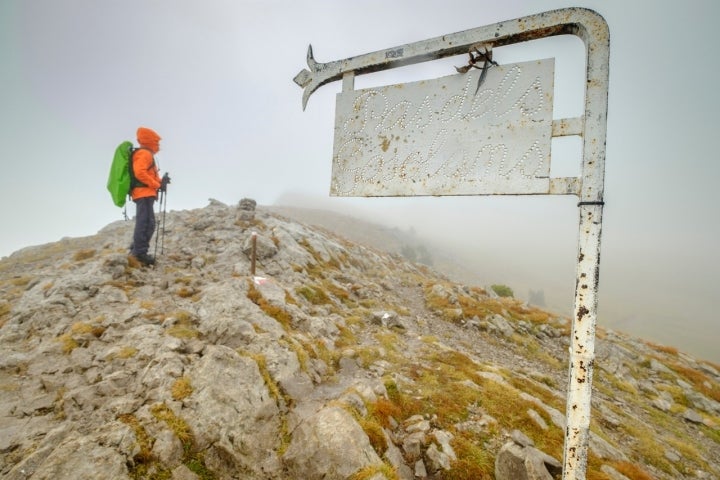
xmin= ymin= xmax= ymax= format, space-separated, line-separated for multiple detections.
xmin=332 ymin=59 xmax=555 ymax=196
xmin=294 ymin=8 xmax=609 ymax=480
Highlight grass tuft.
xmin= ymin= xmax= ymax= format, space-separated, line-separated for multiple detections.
xmin=443 ymin=431 xmax=494 ymax=480
xmin=57 ymin=333 xmax=79 ymax=354
xmin=612 ymin=461 xmax=655 ymax=480
xmin=118 ymin=413 xmax=155 ymax=467
xmin=73 ymin=249 xmax=96 ymax=261
xmin=171 ymin=376 xmax=193 ymax=401
xmin=348 ymin=463 xmax=399 ymax=480
xmin=240 ymin=351 xmax=290 ymax=407
xmin=247 ymin=280 xmax=293 ymax=330
xmin=645 ymin=341 xmax=679 ymax=356
xmin=116 ymin=346 xmax=138 ymax=359
xmin=163 ymin=311 xmax=200 ymax=339
xmin=295 ymin=285 xmax=332 ymax=305
xmin=151 ymin=403 xmax=193 ymax=444
xmin=490 ymin=284 xmax=514 ymax=298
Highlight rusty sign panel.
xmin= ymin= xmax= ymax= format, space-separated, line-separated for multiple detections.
xmin=331 ymin=59 xmax=555 ymax=196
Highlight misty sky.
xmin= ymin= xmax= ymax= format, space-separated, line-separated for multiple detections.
xmin=1 ymin=0 xmax=718 ymax=361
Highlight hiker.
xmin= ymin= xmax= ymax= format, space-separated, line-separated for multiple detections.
xmin=129 ymin=126 xmax=168 ymax=266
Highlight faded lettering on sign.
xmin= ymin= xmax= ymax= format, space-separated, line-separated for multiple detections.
xmin=331 ymin=59 xmax=555 ymax=196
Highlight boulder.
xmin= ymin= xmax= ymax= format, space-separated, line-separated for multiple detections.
xmin=184 ymin=345 xmax=280 ymax=478
xmin=283 ymin=406 xmax=383 ymax=479
xmin=495 ymin=438 xmax=562 ymax=480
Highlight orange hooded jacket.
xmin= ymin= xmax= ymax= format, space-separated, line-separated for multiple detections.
xmin=131 ymin=127 xmax=162 ymax=201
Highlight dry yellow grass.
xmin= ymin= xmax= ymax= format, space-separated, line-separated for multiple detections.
xmin=171 ymin=377 xmax=193 ymax=401
xmin=246 ymin=280 xmax=293 ymax=330
xmin=72 ymin=249 xmax=96 ymax=261
xmin=295 ymin=285 xmax=332 ymax=305
xmin=444 ymin=431 xmax=495 ymax=480
xmin=612 ymin=461 xmax=655 ymax=480
xmin=645 ymin=341 xmax=679 ymax=355
xmin=240 ymin=351 xmax=288 ymax=407
xmin=151 ymin=403 xmax=193 ymax=444
xmin=117 ymin=413 xmax=154 ymax=465
xmin=348 ymin=464 xmax=399 ymax=480
xmin=115 ymin=346 xmax=138 ymax=359
xmin=57 ymin=333 xmax=79 ymax=354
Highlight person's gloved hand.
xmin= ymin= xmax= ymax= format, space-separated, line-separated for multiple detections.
xmin=160 ymin=172 xmax=171 ymax=192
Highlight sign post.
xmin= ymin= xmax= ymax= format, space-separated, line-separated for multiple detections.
xmin=294 ymin=8 xmax=609 ymax=480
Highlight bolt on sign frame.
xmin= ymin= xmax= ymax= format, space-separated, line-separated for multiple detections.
xmin=294 ymin=7 xmax=609 ymax=480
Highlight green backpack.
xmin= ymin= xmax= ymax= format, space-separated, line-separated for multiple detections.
xmin=107 ymin=142 xmax=154 ymax=208
xmin=107 ymin=141 xmax=134 ymax=208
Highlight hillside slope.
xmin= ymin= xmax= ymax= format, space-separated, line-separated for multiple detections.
xmin=0 ymin=199 xmax=718 ymax=480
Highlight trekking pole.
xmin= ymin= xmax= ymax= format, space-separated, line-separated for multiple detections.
xmin=154 ymin=189 xmax=163 ymax=258
xmin=160 ymin=185 xmax=167 ymax=255
xmin=154 ymin=172 xmax=171 ymax=257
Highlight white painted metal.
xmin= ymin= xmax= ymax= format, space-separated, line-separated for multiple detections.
xmin=294 ymin=8 xmax=610 ymax=480
xmin=331 ymin=59 xmax=555 ymax=196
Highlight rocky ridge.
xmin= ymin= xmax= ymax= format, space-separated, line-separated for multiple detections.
xmin=0 ymin=199 xmax=718 ymax=480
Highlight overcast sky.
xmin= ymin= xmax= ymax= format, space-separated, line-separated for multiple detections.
xmin=1 ymin=0 xmax=718 ymax=361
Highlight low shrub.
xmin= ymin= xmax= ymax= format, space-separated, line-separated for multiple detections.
xmin=490 ymin=284 xmax=514 ymax=298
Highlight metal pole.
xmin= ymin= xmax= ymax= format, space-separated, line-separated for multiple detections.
xmin=563 ymin=203 xmax=604 ymax=479
xmin=250 ymin=231 xmax=257 ymax=275
xmin=562 ymin=11 xmax=609 ymax=479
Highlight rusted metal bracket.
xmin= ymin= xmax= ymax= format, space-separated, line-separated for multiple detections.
xmin=294 ymin=8 xmax=610 ymax=480
xmin=454 ymin=43 xmax=498 ymax=93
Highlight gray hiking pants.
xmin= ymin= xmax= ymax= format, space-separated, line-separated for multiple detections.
xmin=131 ymin=197 xmax=156 ymax=256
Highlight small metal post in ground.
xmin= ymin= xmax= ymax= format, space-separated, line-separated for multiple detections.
xmin=250 ymin=231 xmax=257 ymax=275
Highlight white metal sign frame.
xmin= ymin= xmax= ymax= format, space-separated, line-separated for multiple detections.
xmin=294 ymin=8 xmax=609 ymax=480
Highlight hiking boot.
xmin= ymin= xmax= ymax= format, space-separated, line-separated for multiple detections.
xmin=130 ymin=253 xmax=156 ymax=266
xmin=138 ymin=253 xmax=156 ymax=266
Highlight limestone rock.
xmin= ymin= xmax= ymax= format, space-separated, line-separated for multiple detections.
xmin=184 ymin=345 xmax=280 ymax=478
xmin=283 ymin=406 xmax=383 ymax=479
xmin=489 ymin=314 xmax=515 ymax=337
xmin=495 ymin=440 xmax=562 ymax=480
xmin=682 ymin=408 xmax=704 ymax=424
xmin=237 ymin=197 xmax=257 ymax=221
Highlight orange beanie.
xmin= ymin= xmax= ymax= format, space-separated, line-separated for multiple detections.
xmin=137 ymin=127 xmax=161 ymax=153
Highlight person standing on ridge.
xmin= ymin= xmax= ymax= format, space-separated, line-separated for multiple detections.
xmin=130 ymin=126 xmax=168 ymax=266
